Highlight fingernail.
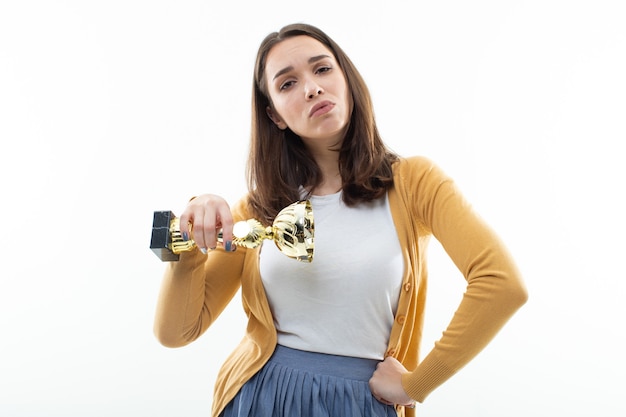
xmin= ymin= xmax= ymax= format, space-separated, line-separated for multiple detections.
xmin=182 ymin=232 xmax=189 ymax=241
xmin=224 ymin=241 xmax=232 ymax=252
xmin=199 ymin=248 xmax=207 ymax=254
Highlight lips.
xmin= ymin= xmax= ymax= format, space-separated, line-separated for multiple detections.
xmin=309 ymin=100 xmax=335 ymax=117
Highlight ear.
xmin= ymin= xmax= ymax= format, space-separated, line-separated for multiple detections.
xmin=266 ymin=106 xmax=288 ymax=130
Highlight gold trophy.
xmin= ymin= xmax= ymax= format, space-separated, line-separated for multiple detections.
xmin=150 ymin=200 xmax=314 ymax=263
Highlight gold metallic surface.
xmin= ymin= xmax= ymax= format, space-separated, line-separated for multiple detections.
xmin=169 ymin=201 xmax=314 ymax=262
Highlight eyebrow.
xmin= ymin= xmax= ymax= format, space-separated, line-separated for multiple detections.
xmin=272 ymin=54 xmax=331 ymax=81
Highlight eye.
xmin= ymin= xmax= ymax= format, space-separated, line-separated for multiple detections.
xmin=316 ymin=65 xmax=332 ymax=75
xmin=279 ymin=80 xmax=295 ymax=91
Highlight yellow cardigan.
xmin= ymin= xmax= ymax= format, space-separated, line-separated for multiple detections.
xmin=154 ymin=156 xmax=528 ymax=417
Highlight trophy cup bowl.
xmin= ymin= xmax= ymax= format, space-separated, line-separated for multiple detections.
xmin=150 ymin=200 xmax=314 ymax=263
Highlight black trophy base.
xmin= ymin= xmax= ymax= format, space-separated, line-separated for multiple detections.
xmin=150 ymin=211 xmax=180 ymax=262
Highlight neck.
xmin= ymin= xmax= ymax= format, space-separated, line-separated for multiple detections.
xmin=308 ymin=149 xmax=342 ymax=196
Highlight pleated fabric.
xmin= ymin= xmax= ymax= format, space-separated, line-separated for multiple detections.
xmin=220 ymin=345 xmax=397 ymax=417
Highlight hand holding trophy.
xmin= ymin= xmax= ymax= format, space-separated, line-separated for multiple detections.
xmin=150 ymin=200 xmax=314 ymax=263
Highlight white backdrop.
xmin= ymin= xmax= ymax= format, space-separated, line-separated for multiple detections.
xmin=1 ymin=1 xmax=624 ymax=416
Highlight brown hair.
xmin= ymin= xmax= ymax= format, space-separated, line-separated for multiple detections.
xmin=247 ymin=23 xmax=398 ymax=223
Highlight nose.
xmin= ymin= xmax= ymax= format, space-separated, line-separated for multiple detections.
xmin=305 ymin=84 xmax=323 ymax=100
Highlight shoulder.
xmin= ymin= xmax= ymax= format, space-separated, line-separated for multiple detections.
xmin=392 ymin=155 xmax=448 ymax=187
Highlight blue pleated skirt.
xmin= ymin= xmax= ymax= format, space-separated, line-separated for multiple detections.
xmin=220 ymin=345 xmax=397 ymax=417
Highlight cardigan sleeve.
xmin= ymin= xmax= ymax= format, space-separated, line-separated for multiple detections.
xmin=399 ymin=157 xmax=528 ymax=402
xmin=153 ymin=198 xmax=250 ymax=348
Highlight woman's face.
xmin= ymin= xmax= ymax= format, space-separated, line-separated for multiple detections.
xmin=264 ymin=35 xmax=352 ymax=149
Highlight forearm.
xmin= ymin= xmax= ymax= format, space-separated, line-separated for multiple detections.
xmin=402 ymin=257 xmax=528 ymax=402
xmin=153 ymin=248 xmax=243 ymax=347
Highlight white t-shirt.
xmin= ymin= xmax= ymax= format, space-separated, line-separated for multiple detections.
xmin=259 ymin=191 xmax=404 ymax=360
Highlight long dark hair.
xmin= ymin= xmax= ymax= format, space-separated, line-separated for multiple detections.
xmin=247 ymin=23 xmax=398 ymax=223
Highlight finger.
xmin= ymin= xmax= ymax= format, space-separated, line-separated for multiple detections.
xmin=378 ymin=398 xmax=394 ymax=406
xmin=216 ymin=204 xmax=235 ymax=251
xmin=178 ymin=212 xmax=192 ymax=242
xmin=200 ymin=208 xmax=218 ymax=250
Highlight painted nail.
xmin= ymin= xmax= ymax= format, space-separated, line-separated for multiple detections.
xmin=182 ymin=232 xmax=189 ymax=241
xmin=224 ymin=241 xmax=232 ymax=252
xmin=199 ymin=248 xmax=207 ymax=254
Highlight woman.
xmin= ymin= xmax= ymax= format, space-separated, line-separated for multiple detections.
xmin=153 ymin=23 xmax=528 ymax=417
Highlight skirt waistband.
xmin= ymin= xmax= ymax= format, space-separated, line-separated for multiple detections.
xmin=268 ymin=345 xmax=380 ymax=382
